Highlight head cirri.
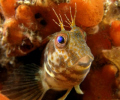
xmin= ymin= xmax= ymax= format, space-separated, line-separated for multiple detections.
xmin=43 ymin=4 xmax=94 ymax=99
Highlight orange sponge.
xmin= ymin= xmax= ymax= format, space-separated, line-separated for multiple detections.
xmin=82 ymin=64 xmax=117 ymax=100
xmin=3 ymin=18 xmax=24 ymax=45
xmin=0 ymin=0 xmax=16 ymax=18
xmin=0 ymin=93 xmax=9 ymax=100
xmin=70 ymin=0 xmax=104 ymax=27
xmin=109 ymin=20 xmax=120 ymax=46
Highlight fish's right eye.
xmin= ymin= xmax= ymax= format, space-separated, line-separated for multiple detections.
xmin=57 ymin=36 xmax=64 ymax=44
xmin=55 ymin=33 xmax=68 ymax=49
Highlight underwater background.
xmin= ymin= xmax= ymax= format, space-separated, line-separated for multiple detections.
xmin=0 ymin=0 xmax=120 ymax=100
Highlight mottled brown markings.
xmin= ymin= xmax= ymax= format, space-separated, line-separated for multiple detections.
xmin=46 ymin=63 xmax=53 ymax=74
xmin=57 ymin=49 xmax=61 ymax=53
xmin=55 ymin=73 xmax=70 ymax=82
xmin=68 ymin=67 xmax=90 ymax=75
xmin=61 ymin=50 xmax=65 ymax=53
xmin=48 ymin=59 xmax=52 ymax=65
xmin=73 ymin=48 xmax=77 ymax=52
xmin=69 ymin=33 xmax=86 ymax=55
xmin=46 ymin=61 xmax=75 ymax=82
xmin=66 ymin=58 xmax=70 ymax=66
xmin=53 ymin=68 xmax=59 ymax=73
xmin=52 ymin=65 xmax=64 ymax=73
xmin=48 ymin=59 xmax=62 ymax=73
xmin=51 ymin=56 xmax=53 ymax=60
xmin=67 ymin=50 xmax=79 ymax=64
xmin=51 ymin=66 xmax=55 ymax=71
xmin=47 ymin=41 xmax=55 ymax=55
xmin=55 ymin=65 xmax=90 ymax=82
xmin=58 ymin=72 xmax=83 ymax=82
xmin=51 ymin=63 xmax=91 ymax=82
xmin=52 ymin=62 xmax=59 ymax=72
xmin=56 ymin=58 xmax=59 ymax=63
xmin=63 ymin=54 xmax=68 ymax=60
xmin=49 ymin=60 xmax=55 ymax=68
xmin=55 ymin=74 xmax=67 ymax=81
xmin=59 ymin=56 xmax=66 ymax=68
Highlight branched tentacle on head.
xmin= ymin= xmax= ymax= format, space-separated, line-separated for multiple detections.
xmin=53 ymin=3 xmax=77 ymax=31
xmin=52 ymin=9 xmax=65 ymax=31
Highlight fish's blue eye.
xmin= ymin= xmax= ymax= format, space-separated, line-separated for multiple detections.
xmin=57 ymin=36 xmax=64 ymax=43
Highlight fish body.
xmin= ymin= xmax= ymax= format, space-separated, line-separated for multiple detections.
xmin=1 ymin=6 xmax=94 ymax=100
xmin=41 ymin=8 xmax=94 ymax=99
xmin=43 ymin=28 xmax=93 ymax=90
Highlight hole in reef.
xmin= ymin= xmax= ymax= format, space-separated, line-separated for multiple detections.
xmin=20 ymin=38 xmax=33 ymax=52
xmin=35 ymin=13 xmax=42 ymax=19
xmin=40 ymin=19 xmax=47 ymax=26
xmin=35 ymin=13 xmax=47 ymax=26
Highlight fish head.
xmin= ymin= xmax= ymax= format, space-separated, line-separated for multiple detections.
xmin=44 ymin=26 xmax=94 ymax=85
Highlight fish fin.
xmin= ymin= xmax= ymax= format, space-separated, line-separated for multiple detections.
xmin=1 ymin=64 xmax=47 ymax=100
xmin=58 ymin=88 xmax=72 ymax=100
xmin=74 ymin=85 xmax=84 ymax=94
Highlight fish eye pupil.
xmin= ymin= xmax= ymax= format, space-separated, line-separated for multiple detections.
xmin=57 ymin=36 xmax=64 ymax=43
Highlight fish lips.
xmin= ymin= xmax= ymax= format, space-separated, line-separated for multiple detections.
xmin=76 ymin=55 xmax=93 ymax=68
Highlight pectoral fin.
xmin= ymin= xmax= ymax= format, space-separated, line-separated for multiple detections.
xmin=74 ymin=85 xmax=84 ymax=94
xmin=58 ymin=88 xmax=72 ymax=100
xmin=1 ymin=64 xmax=48 ymax=100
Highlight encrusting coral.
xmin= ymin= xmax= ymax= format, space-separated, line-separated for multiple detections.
xmin=0 ymin=0 xmax=120 ymax=100
xmin=109 ymin=20 xmax=120 ymax=46
xmin=82 ymin=64 xmax=118 ymax=100
xmin=0 ymin=0 xmax=104 ymax=56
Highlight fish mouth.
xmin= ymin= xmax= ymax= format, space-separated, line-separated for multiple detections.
xmin=75 ymin=55 xmax=93 ymax=67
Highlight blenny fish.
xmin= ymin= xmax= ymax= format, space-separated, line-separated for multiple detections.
xmin=1 ymin=5 xmax=94 ymax=100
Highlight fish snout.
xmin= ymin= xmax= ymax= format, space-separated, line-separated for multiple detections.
xmin=77 ymin=55 xmax=93 ymax=67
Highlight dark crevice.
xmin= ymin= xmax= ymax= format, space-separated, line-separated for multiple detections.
xmin=35 ymin=13 xmax=42 ymax=19
xmin=40 ymin=19 xmax=47 ymax=26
